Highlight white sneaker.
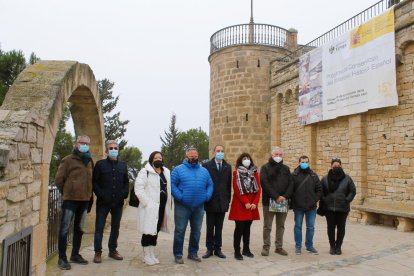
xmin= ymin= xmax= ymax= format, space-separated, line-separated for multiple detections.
xmin=149 ymin=246 xmax=160 ymax=264
xmin=143 ymin=247 xmax=156 ymax=265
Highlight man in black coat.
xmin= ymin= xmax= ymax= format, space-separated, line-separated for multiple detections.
xmin=291 ymin=155 xmax=322 ymax=256
xmin=202 ymin=145 xmax=232 ymax=259
xmin=260 ymin=147 xmax=293 ymax=257
xmin=92 ymin=140 xmax=129 ymax=263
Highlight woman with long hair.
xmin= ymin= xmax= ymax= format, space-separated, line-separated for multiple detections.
xmin=135 ymin=151 xmax=172 ymax=265
xmin=228 ymin=153 xmax=261 ymax=260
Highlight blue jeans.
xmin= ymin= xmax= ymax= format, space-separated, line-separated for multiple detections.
xmin=173 ymin=200 xmax=204 ymax=257
xmin=94 ymin=203 xmax=123 ymax=252
xmin=58 ymin=200 xmax=89 ymax=259
xmin=293 ymin=208 xmax=316 ymax=249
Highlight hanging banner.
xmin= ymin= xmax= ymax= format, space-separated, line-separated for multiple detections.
xmin=298 ymin=8 xmax=397 ymax=125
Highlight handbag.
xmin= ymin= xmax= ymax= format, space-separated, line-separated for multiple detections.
xmin=129 ymin=170 xmax=149 ymax=208
xmin=129 ymin=187 xmax=139 ymax=207
xmin=316 ymin=200 xmax=326 ymax=216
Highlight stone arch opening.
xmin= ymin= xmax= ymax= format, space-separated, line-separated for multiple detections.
xmin=0 ymin=61 xmax=105 ymax=274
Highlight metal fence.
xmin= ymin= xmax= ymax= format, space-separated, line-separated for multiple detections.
xmin=210 ymin=23 xmax=290 ymax=54
xmin=2 ymin=226 xmax=33 ymax=276
xmin=276 ymin=0 xmax=401 ymax=63
xmin=47 ymin=186 xmax=73 ymax=260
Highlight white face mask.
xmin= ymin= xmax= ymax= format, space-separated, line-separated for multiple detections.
xmin=242 ymin=159 xmax=251 ymax=168
xmin=273 ymin=156 xmax=283 ymax=163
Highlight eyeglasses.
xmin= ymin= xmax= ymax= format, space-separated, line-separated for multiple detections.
xmin=109 ymin=147 xmax=118 ymax=150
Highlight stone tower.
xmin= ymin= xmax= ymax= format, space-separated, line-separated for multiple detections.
xmin=208 ymin=7 xmax=298 ymax=167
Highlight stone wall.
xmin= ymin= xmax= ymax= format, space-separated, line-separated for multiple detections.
xmin=0 ymin=61 xmax=105 ymax=275
xmin=209 ymin=45 xmax=292 ymax=167
xmin=269 ymin=0 xmax=414 ymax=222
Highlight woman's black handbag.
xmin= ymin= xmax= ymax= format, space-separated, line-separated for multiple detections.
xmin=317 ymin=200 xmax=326 ymax=216
xmin=129 ymin=187 xmax=139 ymax=207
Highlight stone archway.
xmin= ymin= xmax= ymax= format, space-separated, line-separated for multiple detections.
xmin=0 ymin=61 xmax=105 ymax=275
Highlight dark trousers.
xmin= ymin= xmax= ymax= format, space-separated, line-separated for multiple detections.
xmin=325 ymin=211 xmax=348 ymax=249
xmin=205 ymin=212 xmax=226 ymax=251
xmin=141 ymin=199 xmax=166 ymax=247
xmin=233 ymin=220 xmax=253 ymax=252
xmin=94 ymin=203 xmax=123 ymax=252
xmin=58 ymin=200 xmax=89 ymax=259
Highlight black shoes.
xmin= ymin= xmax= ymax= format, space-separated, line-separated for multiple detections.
xmin=234 ymin=251 xmax=243 ymax=260
xmin=70 ymin=254 xmax=88 ymax=265
xmin=330 ymin=247 xmax=336 ymax=255
xmin=242 ymin=250 xmax=254 ymax=258
xmin=214 ymin=250 xmax=226 ymax=258
xmin=335 ymin=247 xmax=342 ymax=255
xmin=58 ymin=258 xmax=71 ymax=270
xmin=202 ymin=250 xmax=214 ymax=259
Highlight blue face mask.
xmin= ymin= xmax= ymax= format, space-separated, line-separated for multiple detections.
xmin=79 ymin=144 xmax=89 ymax=153
xmin=108 ymin=149 xmax=118 ymax=159
xmin=215 ymin=152 xmax=224 ymax=160
xmin=300 ymin=162 xmax=309 ymax=170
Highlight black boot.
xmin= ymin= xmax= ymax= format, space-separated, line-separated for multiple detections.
xmin=329 ymin=247 xmax=335 ymax=255
xmin=234 ymin=250 xmax=243 ymax=260
xmin=242 ymin=247 xmax=254 ymax=258
xmin=335 ymin=247 xmax=342 ymax=255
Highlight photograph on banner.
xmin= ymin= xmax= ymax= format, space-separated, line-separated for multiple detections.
xmin=298 ymin=8 xmax=397 ymax=125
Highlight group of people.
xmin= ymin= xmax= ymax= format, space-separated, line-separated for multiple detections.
xmin=54 ymin=136 xmax=356 ymax=270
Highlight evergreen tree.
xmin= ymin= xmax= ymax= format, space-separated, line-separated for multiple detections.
xmin=97 ymin=78 xmax=129 ymax=149
xmin=0 ymin=49 xmax=26 ymax=105
xmin=160 ymin=114 xmax=183 ymax=168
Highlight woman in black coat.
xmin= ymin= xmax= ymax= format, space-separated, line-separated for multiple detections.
xmin=320 ymin=158 xmax=356 ymax=255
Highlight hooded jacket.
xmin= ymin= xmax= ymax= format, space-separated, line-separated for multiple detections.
xmin=171 ymin=160 xmax=214 ymax=208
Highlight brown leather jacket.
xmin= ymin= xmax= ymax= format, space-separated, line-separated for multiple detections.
xmin=55 ymin=153 xmax=93 ymax=201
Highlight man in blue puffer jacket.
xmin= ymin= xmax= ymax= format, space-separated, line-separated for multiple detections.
xmin=171 ymin=147 xmax=214 ymax=264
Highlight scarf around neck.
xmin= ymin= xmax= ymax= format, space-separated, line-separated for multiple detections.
xmin=236 ymin=165 xmax=259 ymax=195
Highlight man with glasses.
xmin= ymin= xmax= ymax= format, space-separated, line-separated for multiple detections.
xmin=92 ymin=140 xmax=129 ymax=263
xmin=171 ymin=147 xmax=214 ymax=264
xmin=55 ymin=135 xmax=94 ymax=270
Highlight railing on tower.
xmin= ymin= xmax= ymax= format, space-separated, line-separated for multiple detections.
xmin=210 ymin=23 xmax=291 ymax=54
xmin=276 ymin=0 xmax=401 ymax=63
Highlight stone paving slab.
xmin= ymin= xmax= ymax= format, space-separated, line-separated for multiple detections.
xmin=46 ymin=206 xmax=414 ymax=276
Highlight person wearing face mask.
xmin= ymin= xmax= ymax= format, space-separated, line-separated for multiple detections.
xmin=228 ymin=153 xmax=261 ymax=260
xmin=201 ymin=145 xmax=232 ymax=259
xmin=134 ymin=151 xmax=172 ymax=265
xmin=92 ymin=140 xmax=129 ymax=264
xmin=171 ymin=147 xmax=214 ymax=264
xmin=291 ymin=155 xmax=322 ymax=256
xmin=55 ymin=135 xmax=94 ymax=270
xmin=259 ymin=146 xmax=294 ymax=257
xmin=321 ymin=158 xmax=356 ymax=255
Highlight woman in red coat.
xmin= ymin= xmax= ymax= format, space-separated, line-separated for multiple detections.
xmin=229 ymin=152 xmax=261 ymax=260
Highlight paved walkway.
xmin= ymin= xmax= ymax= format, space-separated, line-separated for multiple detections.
xmin=46 ymin=206 xmax=414 ymax=275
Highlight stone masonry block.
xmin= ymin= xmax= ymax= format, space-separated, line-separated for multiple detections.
xmin=7 ymin=185 xmax=26 ymax=202
xmin=0 ymin=199 xmax=7 ymax=217
xmin=27 ymin=180 xmax=41 ymax=197
xmin=18 ymin=143 xmax=30 ymax=159
xmin=0 ymin=222 xmax=15 ymax=242
xmin=30 ymin=148 xmax=42 ymax=164
xmin=6 ymin=203 xmax=20 ymax=221
xmin=26 ymin=125 xmax=37 ymax=143
xmin=19 ymin=169 xmax=34 ymax=184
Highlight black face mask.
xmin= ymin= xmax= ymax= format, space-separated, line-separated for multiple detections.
xmin=153 ymin=160 xmax=163 ymax=168
xmin=332 ymin=167 xmax=343 ymax=175
xmin=188 ymin=158 xmax=199 ymax=164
